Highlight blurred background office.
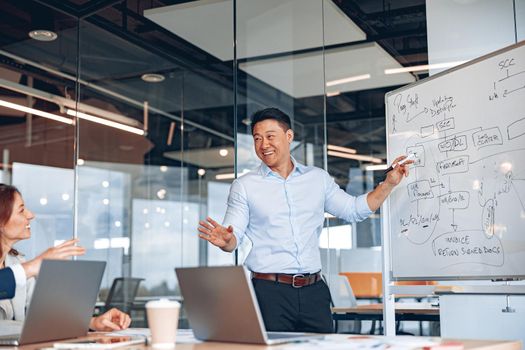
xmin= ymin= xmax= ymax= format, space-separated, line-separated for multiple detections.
xmin=0 ymin=0 xmax=522 ymax=330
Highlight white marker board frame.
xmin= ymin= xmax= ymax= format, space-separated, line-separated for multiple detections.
xmin=385 ymin=41 xmax=525 ymax=280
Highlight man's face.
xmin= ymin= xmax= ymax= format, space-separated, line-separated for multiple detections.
xmin=252 ymin=119 xmax=293 ymax=169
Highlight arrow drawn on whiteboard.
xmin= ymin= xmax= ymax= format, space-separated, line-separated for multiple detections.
xmin=406 ymin=107 xmax=428 ymax=122
xmin=451 ymin=208 xmax=458 ymax=231
xmin=503 ymin=85 xmax=525 ymax=97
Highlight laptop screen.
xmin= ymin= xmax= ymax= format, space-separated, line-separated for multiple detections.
xmin=20 ymin=260 xmax=106 ymax=345
xmin=176 ymin=266 xmax=268 ymax=344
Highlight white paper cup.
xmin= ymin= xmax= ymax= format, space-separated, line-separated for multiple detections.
xmin=146 ymin=299 xmax=181 ymax=349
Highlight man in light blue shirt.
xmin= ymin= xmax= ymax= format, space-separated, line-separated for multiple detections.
xmin=198 ymin=108 xmax=412 ymax=333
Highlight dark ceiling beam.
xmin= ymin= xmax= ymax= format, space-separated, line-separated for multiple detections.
xmin=364 ymin=5 xmax=426 ymax=21
xmin=0 ymin=55 xmax=77 ymax=93
xmin=34 ymin=0 xmax=126 ymax=19
xmin=78 ymin=0 xmax=124 ymax=19
xmin=33 ymin=0 xmax=82 ymax=17
xmin=332 ymin=0 xmax=421 ymax=66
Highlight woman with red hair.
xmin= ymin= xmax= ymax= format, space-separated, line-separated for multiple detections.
xmin=0 ymin=184 xmax=131 ymax=331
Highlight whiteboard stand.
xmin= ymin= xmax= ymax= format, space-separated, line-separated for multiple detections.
xmin=381 ymin=197 xmax=396 ymax=336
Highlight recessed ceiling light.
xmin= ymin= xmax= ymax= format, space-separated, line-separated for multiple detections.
xmin=28 ymin=30 xmax=58 ymax=42
xmin=141 ymin=73 xmax=165 ymax=83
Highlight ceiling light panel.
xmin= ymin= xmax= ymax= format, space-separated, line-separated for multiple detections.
xmin=145 ymin=0 xmax=366 ymax=61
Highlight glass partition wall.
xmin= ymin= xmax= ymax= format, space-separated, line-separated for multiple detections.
xmin=0 ymin=0 xmax=433 ymax=323
xmin=0 ymin=1 xmax=78 ymax=264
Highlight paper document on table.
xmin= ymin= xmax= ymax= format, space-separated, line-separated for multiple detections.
xmin=107 ymin=329 xmax=201 ymax=344
xmin=107 ymin=328 xmax=150 ymax=337
xmin=385 ymin=336 xmax=439 ymax=348
xmin=175 ymin=329 xmax=201 ymax=344
xmin=282 ymin=335 xmax=440 ymax=350
xmin=282 ymin=334 xmax=385 ymax=350
xmin=54 ymin=336 xmax=145 ymax=349
xmin=0 ymin=320 xmax=22 ymax=336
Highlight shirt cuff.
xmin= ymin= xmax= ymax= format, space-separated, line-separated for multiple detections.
xmin=356 ymin=193 xmax=374 ymax=216
xmin=222 ymin=217 xmax=243 ymax=251
xmin=9 ymin=264 xmax=27 ymax=289
xmin=232 ymin=230 xmax=241 ymax=250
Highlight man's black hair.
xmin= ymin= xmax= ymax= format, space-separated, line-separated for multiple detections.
xmin=250 ymin=108 xmax=291 ymax=134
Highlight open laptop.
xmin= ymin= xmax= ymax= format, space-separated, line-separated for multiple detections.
xmin=175 ymin=266 xmax=324 ymax=345
xmin=0 ymin=260 xmax=106 ymax=346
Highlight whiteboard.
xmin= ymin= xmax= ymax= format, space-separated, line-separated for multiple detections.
xmin=385 ymin=41 xmax=525 ymax=280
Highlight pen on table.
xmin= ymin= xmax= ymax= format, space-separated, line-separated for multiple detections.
xmin=383 ymin=153 xmax=416 ymax=175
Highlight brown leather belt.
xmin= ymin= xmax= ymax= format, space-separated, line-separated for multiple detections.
xmin=251 ymin=272 xmax=321 ymax=288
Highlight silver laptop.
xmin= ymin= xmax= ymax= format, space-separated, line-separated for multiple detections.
xmin=175 ymin=266 xmax=324 ymax=345
xmin=0 ymin=260 xmax=106 ymax=346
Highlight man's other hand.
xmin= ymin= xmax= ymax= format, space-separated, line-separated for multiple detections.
xmin=198 ymin=217 xmax=236 ymax=252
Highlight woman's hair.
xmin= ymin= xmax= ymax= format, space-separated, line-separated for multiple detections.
xmin=0 ymin=184 xmax=21 ymax=258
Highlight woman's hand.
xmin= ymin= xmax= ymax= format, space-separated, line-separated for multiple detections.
xmin=22 ymin=238 xmax=86 ymax=278
xmin=90 ymin=308 xmax=132 ymax=331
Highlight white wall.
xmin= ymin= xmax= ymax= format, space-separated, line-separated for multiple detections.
xmin=426 ymin=0 xmax=523 ymax=75
xmin=517 ymin=0 xmax=525 ymax=40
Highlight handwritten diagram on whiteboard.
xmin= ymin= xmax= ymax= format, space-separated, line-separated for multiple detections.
xmin=386 ymin=42 xmax=525 ymax=280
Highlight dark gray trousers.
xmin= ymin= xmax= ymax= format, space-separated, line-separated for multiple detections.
xmin=252 ymin=278 xmax=333 ymax=333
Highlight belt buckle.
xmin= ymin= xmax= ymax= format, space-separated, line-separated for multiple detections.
xmin=292 ymin=274 xmax=305 ymax=288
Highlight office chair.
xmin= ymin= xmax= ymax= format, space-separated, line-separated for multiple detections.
xmin=103 ymin=277 xmax=144 ymax=314
xmin=326 ymin=274 xmax=361 ymax=334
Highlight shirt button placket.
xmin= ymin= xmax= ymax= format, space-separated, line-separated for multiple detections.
xmin=285 ymin=180 xmax=302 ymax=269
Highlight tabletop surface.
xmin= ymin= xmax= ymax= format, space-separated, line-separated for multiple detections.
xmin=10 ymin=330 xmax=522 ymax=350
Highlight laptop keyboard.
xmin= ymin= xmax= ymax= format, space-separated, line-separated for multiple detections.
xmin=0 ymin=336 xmax=19 ymax=346
xmin=0 ymin=321 xmax=21 ymax=334
xmin=0 ymin=321 xmax=22 ymax=343
xmin=267 ymin=332 xmax=307 ymax=340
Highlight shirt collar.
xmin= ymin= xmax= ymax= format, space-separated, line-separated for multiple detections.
xmin=259 ymin=156 xmax=306 ymax=178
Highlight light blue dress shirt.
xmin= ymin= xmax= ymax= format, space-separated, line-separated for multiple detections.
xmin=223 ymin=158 xmax=373 ymax=274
